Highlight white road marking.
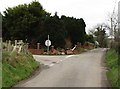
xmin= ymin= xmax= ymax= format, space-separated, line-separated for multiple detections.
xmin=56 ymin=61 xmax=59 ymax=63
xmin=60 ymin=60 xmax=62 ymax=62
xmin=34 ymin=55 xmax=76 ymax=67
xmin=49 ymin=64 xmax=55 ymax=67
xmin=65 ymin=55 xmax=75 ymax=58
xmin=44 ymin=64 xmax=49 ymax=66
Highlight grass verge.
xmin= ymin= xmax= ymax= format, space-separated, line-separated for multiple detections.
xmin=2 ymin=51 xmax=39 ymax=88
xmin=0 ymin=62 xmax=2 ymax=89
xmin=106 ymin=49 xmax=120 ymax=88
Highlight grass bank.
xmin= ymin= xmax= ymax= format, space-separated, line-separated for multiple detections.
xmin=0 ymin=62 xmax=2 ymax=89
xmin=2 ymin=51 xmax=39 ymax=88
xmin=106 ymin=49 xmax=120 ymax=88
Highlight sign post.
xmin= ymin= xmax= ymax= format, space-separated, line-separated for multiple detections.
xmin=45 ymin=35 xmax=51 ymax=54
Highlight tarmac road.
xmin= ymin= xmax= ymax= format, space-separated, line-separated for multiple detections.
xmin=14 ymin=48 xmax=110 ymax=87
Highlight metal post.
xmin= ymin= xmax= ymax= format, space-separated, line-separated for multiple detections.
xmin=47 ymin=35 xmax=49 ymax=54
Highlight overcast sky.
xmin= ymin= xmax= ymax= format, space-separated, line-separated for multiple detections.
xmin=0 ymin=0 xmax=120 ymax=33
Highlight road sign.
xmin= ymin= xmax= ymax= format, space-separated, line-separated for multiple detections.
xmin=45 ymin=40 xmax=51 ymax=46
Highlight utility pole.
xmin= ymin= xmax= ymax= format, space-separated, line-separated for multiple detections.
xmin=118 ymin=2 xmax=120 ymax=51
xmin=110 ymin=17 xmax=113 ymax=37
xmin=110 ymin=0 xmax=117 ymax=39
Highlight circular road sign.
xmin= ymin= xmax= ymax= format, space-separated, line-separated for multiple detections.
xmin=45 ymin=40 xmax=51 ymax=46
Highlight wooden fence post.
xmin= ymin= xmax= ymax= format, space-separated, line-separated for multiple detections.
xmin=26 ymin=43 xmax=29 ymax=50
xmin=24 ymin=43 xmax=29 ymax=54
xmin=37 ymin=43 xmax=40 ymax=50
xmin=8 ymin=40 xmax=11 ymax=52
xmin=15 ymin=40 xmax=17 ymax=46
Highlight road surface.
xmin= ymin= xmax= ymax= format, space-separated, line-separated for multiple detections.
xmin=14 ymin=48 xmax=110 ymax=87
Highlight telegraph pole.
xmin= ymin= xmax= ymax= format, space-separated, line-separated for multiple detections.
xmin=110 ymin=17 xmax=113 ymax=37
xmin=118 ymin=2 xmax=120 ymax=55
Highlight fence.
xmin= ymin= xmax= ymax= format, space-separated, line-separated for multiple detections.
xmin=2 ymin=40 xmax=95 ymax=55
xmin=28 ymin=43 xmax=44 ymax=55
xmin=2 ymin=40 xmax=28 ymax=54
xmin=2 ymin=40 xmax=45 ymax=55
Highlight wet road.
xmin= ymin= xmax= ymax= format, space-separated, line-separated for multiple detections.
xmin=15 ymin=48 xmax=110 ymax=87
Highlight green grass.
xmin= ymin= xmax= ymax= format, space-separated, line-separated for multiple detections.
xmin=2 ymin=51 xmax=39 ymax=88
xmin=106 ymin=49 xmax=120 ymax=88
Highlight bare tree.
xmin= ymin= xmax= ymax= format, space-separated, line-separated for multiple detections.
xmin=106 ymin=0 xmax=119 ymax=40
xmin=107 ymin=12 xmax=118 ymax=40
xmin=88 ymin=23 xmax=108 ymax=48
